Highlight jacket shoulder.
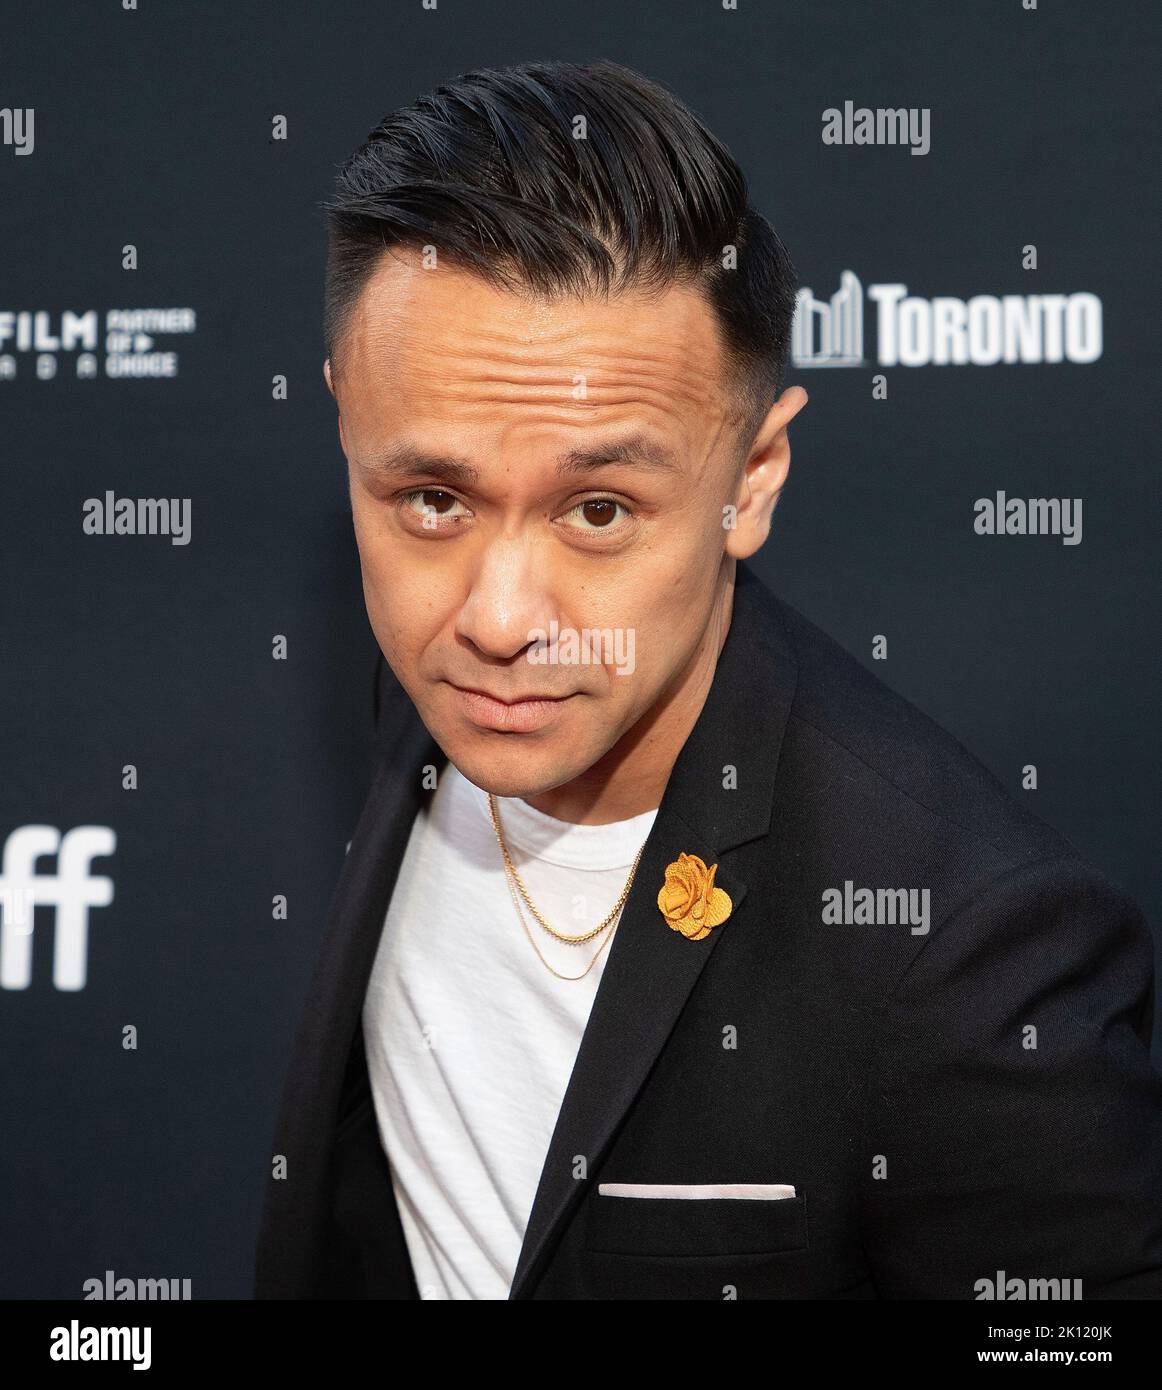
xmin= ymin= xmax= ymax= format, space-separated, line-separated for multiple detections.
xmin=766 ymin=590 xmax=1075 ymax=869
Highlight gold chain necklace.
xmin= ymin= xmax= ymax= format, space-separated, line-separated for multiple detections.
xmin=487 ymin=791 xmax=647 ymax=944
xmin=498 ymin=858 xmax=618 ymax=981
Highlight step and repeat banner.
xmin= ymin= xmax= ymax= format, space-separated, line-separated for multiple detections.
xmin=1 ymin=0 xmax=1157 ymax=1299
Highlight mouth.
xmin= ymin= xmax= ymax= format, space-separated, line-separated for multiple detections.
xmin=448 ymin=682 xmax=576 ymax=733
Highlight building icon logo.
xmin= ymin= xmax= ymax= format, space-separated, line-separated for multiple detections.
xmin=792 ymin=270 xmax=865 ymax=368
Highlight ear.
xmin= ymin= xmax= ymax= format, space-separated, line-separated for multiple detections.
xmin=724 ymin=386 xmax=808 ymax=561
xmin=323 ymin=358 xmax=348 ymax=454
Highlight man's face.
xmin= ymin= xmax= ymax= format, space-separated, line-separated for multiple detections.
xmin=328 ymin=248 xmax=784 ymax=802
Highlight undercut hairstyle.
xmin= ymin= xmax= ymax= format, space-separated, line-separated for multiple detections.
xmin=323 ymin=59 xmax=799 ymax=449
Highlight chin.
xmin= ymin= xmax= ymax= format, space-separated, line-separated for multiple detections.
xmin=449 ymin=742 xmax=587 ymax=801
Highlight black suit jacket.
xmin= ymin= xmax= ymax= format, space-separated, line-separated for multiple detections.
xmin=254 ymin=560 xmax=1162 ymax=1299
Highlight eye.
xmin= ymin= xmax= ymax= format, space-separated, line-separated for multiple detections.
xmin=399 ymin=488 xmax=471 ymax=524
xmin=558 ymin=496 xmax=632 ymax=533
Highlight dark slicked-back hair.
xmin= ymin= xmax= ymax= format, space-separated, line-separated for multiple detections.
xmin=323 ymin=59 xmax=798 ymax=445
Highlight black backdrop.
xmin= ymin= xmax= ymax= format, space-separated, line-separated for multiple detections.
xmin=1 ymin=0 xmax=1158 ymax=1299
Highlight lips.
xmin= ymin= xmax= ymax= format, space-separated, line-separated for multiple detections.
xmin=449 ymin=682 xmax=575 ymax=733
xmin=453 ymin=685 xmax=570 ymax=706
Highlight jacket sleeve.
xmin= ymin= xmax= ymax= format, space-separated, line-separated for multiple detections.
xmin=859 ymin=853 xmax=1162 ymax=1299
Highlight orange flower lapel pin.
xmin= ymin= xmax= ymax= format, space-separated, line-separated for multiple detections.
xmin=657 ymin=851 xmax=732 ymax=942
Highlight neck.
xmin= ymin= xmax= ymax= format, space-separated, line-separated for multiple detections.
xmin=522 ymin=561 xmax=736 ymax=825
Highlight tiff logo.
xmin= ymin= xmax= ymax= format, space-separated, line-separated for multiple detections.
xmin=0 ymin=826 xmax=116 ymax=991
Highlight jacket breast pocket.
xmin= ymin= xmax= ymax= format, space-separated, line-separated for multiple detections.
xmin=586 ymin=1185 xmax=809 ymax=1258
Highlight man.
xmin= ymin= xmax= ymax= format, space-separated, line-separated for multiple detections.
xmin=254 ymin=59 xmax=1162 ymax=1299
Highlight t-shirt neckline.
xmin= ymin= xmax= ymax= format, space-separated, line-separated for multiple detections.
xmin=453 ymin=763 xmax=659 ymax=870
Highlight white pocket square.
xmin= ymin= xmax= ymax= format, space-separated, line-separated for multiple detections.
xmin=597 ymin=1182 xmax=796 ymax=1200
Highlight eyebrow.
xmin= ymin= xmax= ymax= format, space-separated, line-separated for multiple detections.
xmin=361 ymin=433 xmax=683 ymax=488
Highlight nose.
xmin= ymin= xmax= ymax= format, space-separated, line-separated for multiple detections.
xmin=454 ymin=536 xmax=553 ymax=662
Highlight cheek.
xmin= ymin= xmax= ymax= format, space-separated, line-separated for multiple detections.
xmin=354 ymin=547 xmax=438 ymax=662
xmin=351 ymin=501 xmax=413 ymax=606
xmin=347 ymin=506 xmax=464 ymax=675
xmin=628 ymin=573 xmax=718 ymax=677
xmin=371 ymin=580 xmax=439 ymax=650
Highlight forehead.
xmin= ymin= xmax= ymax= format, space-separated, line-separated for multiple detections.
xmin=335 ymin=248 xmax=733 ymax=449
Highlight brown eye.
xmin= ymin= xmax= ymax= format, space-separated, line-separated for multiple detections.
xmin=402 ymin=488 xmax=470 ymax=522
xmin=561 ymin=496 xmax=631 ymax=533
xmin=581 ymin=499 xmax=617 ymax=527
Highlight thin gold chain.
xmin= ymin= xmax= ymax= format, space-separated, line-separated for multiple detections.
xmin=487 ymin=792 xmax=646 ymax=943
xmin=498 ymin=857 xmax=619 ymax=981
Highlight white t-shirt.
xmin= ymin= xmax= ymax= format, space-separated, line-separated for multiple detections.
xmin=361 ymin=761 xmax=659 ymax=1300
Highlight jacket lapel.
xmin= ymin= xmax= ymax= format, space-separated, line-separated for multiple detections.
xmin=507 ymin=560 xmax=798 ymax=1298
